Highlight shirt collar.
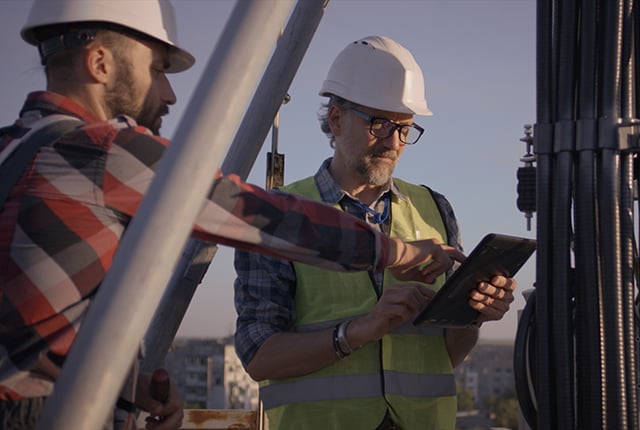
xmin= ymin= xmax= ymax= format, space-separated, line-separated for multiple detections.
xmin=313 ymin=157 xmax=408 ymax=205
xmin=20 ymin=91 xmax=105 ymax=125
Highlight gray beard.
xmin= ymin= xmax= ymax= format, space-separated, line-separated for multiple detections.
xmin=354 ymin=154 xmax=395 ymax=186
xmin=356 ymin=162 xmax=393 ymax=187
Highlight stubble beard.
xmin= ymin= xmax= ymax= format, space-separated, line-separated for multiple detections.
xmin=105 ymin=60 xmax=164 ymax=136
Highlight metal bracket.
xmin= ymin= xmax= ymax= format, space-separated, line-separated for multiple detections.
xmin=618 ymin=120 xmax=640 ymax=152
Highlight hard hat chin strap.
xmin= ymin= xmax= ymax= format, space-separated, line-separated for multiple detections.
xmin=38 ymin=29 xmax=96 ymax=65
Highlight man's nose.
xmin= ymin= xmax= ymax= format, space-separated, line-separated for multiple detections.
xmin=162 ymin=75 xmax=177 ymax=105
xmin=382 ymin=128 xmax=404 ymax=149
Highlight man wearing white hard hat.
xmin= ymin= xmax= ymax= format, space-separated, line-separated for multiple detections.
xmin=0 ymin=3 xmax=464 ymax=430
xmin=234 ymin=36 xmax=517 ymax=430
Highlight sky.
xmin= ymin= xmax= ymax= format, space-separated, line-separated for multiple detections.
xmin=1 ymin=0 xmax=537 ymax=341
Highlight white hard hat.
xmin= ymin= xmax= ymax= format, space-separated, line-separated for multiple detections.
xmin=319 ymin=35 xmax=432 ymax=116
xmin=21 ymin=0 xmax=195 ymax=73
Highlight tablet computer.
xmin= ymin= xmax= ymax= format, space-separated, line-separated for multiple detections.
xmin=413 ymin=233 xmax=536 ymax=328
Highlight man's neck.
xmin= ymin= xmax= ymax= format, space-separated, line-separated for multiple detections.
xmin=47 ymin=83 xmax=109 ymax=122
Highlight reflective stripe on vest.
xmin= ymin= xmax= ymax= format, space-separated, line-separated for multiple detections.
xmin=262 ymin=177 xmax=455 ymax=430
xmin=261 ymin=370 xmax=456 ymax=410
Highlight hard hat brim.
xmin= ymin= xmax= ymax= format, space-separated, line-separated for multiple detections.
xmin=165 ymin=47 xmax=195 ymax=73
xmin=21 ymin=0 xmax=196 ymax=73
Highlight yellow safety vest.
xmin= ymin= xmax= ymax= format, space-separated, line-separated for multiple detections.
xmin=260 ymin=177 xmax=456 ymax=430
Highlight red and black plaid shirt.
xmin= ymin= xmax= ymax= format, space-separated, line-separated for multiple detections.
xmin=0 ymin=91 xmax=388 ymax=400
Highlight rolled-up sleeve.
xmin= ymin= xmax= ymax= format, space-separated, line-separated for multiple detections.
xmin=233 ymin=249 xmax=297 ymax=367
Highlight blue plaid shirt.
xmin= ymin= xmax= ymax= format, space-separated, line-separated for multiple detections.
xmin=233 ymin=158 xmax=462 ymax=367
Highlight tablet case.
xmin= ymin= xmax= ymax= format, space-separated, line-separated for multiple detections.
xmin=413 ymin=233 xmax=536 ymax=328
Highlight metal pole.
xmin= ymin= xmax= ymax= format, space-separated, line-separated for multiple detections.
xmin=141 ymin=0 xmax=330 ymax=373
xmin=36 ymin=1 xmax=296 ymax=429
xmin=266 ymin=106 xmax=285 ymax=190
xmin=222 ymin=0 xmax=329 ymax=181
xmin=598 ymin=0 xmax=626 ymax=427
xmin=141 ymin=243 xmax=218 ymax=372
xmin=618 ymin=2 xmax=638 ymax=427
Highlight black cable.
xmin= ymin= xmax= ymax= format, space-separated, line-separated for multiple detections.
xmin=514 ymin=290 xmax=537 ymax=429
xmin=533 ymin=1 xmax=557 ymax=427
xmin=551 ymin=0 xmax=580 ymax=426
xmin=573 ymin=0 xmax=604 ymax=427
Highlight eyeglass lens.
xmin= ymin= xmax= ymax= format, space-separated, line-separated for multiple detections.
xmin=370 ymin=119 xmax=422 ymax=144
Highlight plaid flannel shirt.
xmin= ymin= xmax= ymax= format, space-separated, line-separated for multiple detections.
xmin=0 ymin=91 xmax=389 ymax=400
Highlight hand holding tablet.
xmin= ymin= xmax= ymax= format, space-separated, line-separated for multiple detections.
xmin=413 ymin=233 xmax=536 ymax=328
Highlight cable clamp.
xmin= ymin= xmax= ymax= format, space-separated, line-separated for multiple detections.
xmin=618 ymin=120 xmax=640 ymax=152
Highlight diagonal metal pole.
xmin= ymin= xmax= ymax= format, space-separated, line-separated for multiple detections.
xmin=36 ymin=1 xmax=296 ymax=429
xmin=141 ymin=0 xmax=331 ymax=374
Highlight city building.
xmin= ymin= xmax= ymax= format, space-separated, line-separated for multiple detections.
xmin=164 ymin=337 xmax=517 ymax=429
xmin=455 ymin=339 xmax=516 ymax=409
xmin=164 ymin=336 xmax=259 ymax=410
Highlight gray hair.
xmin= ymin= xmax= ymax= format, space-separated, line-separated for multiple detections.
xmin=318 ymin=95 xmax=355 ymax=148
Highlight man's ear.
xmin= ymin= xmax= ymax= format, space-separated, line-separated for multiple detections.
xmin=84 ymin=45 xmax=112 ymax=84
xmin=328 ymin=104 xmax=344 ymax=137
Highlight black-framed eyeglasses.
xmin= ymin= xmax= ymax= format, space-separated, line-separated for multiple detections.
xmin=348 ymin=108 xmax=425 ymax=145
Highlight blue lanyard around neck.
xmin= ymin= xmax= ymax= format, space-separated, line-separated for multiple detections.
xmin=352 ymin=196 xmax=390 ymax=224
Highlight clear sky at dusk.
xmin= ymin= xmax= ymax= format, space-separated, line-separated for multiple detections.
xmin=0 ymin=0 xmax=537 ymax=341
